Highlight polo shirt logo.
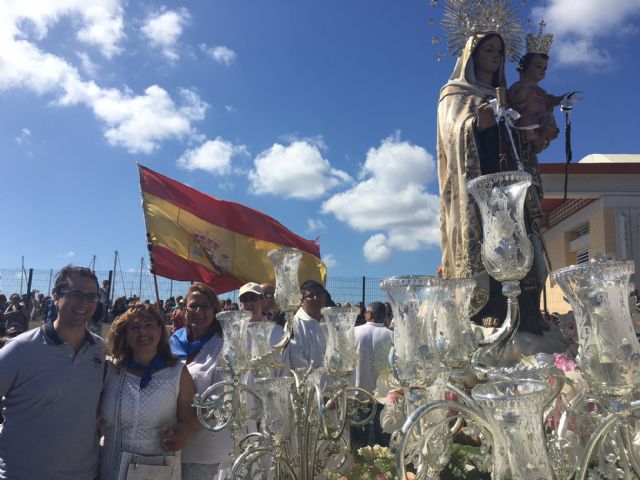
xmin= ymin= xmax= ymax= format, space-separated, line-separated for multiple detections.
xmin=92 ymin=357 xmax=102 ymax=367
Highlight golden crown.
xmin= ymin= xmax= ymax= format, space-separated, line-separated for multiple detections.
xmin=525 ymin=21 xmax=553 ymax=55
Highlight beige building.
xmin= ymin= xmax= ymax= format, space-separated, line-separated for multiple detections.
xmin=540 ymin=154 xmax=640 ymax=313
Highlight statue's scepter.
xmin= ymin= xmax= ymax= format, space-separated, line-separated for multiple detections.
xmin=560 ymin=91 xmax=584 ymax=201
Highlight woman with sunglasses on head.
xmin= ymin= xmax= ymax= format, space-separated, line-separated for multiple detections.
xmin=99 ymin=303 xmax=197 ymax=480
xmin=170 ymin=282 xmax=232 ymax=480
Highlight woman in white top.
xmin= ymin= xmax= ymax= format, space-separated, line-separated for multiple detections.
xmin=100 ymin=303 xmax=198 ymax=480
xmin=170 ymin=283 xmax=232 ymax=480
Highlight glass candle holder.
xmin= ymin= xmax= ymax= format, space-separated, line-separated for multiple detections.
xmin=321 ymin=306 xmax=359 ymax=376
xmin=248 ymin=321 xmax=279 ymax=361
xmin=553 ymin=259 xmax=640 ymax=396
xmin=472 ymin=379 xmax=555 ymax=480
xmin=217 ymin=310 xmax=252 ymax=374
xmin=467 ymin=171 xmax=533 ymax=283
xmin=268 ymin=248 xmax=303 ymax=312
xmin=254 ymin=377 xmax=294 ymax=438
xmin=380 ymin=275 xmax=439 ymax=386
xmin=426 ymin=277 xmax=476 ymax=371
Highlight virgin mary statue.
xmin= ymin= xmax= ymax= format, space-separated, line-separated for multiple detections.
xmin=437 ymin=28 xmax=547 ymax=335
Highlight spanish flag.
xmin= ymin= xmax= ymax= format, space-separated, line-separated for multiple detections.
xmin=139 ymin=164 xmax=326 ymax=293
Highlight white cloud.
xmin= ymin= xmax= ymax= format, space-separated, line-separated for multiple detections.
xmin=177 ymin=138 xmax=248 ymax=175
xmin=322 ymin=254 xmax=337 ymax=269
xmin=531 ymin=0 xmax=640 ymax=68
xmin=0 ymin=0 xmax=124 ymax=58
xmin=0 ymin=2 xmax=206 ymax=154
xmin=363 ymin=234 xmax=391 ymax=263
xmin=78 ymin=85 xmax=208 ymax=153
xmin=200 ymin=44 xmax=237 ymax=66
xmin=322 ymin=133 xmax=440 ymax=263
xmin=141 ymin=7 xmax=190 ymax=61
xmin=15 ymin=128 xmax=31 ymax=145
xmin=75 ymin=1 xmax=125 ymax=58
xmin=307 ymin=218 xmax=326 ymax=232
xmin=76 ymin=51 xmax=99 ymax=77
xmin=249 ymin=141 xmax=351 ymax=200
xmin=59 ymin=251 xmax=76 ymax=258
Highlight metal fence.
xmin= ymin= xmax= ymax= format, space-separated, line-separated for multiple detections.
xmin=0 ymin=268 xmax=386 ymax=306
xmin=1 ymin=268 xmax=571 ymax=312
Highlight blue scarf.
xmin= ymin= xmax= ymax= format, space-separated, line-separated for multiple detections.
xmin=170 ymin=327 xmax=215 ymax=359
xmin=127 ymin=354 xmax=167 ymax=389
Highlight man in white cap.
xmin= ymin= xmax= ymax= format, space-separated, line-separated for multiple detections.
xmin=239 ymin=282 xmax=266 ymax=323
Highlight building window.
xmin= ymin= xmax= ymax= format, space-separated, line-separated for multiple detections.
xmin=575 ymin=223 xmax=590 ymax=240
xmin=576 ymin=249 xmax=590 ymax=264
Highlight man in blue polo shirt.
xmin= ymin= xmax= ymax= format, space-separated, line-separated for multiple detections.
xmin=0 ymin=265 xmax=106 ymax=480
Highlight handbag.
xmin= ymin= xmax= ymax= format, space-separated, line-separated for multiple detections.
xmin=112 ymin=367 xmax=177 ymax=480
xmin=116 ymin=452 xmax=175 ymax=480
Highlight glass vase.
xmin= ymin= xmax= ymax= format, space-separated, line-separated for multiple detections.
xmin=467 ymin=171 xmax=534 ymax=283
xmin=472 ymin=379 xmax=555 ymax=480
xmin=217 ymin=310 xmax=252 ymax=374
xmin=380 ymin=275 xmax=439 ymax=387
xmin=268 ymin=248 xmax=303 ymax=312
xmin=321 ymin=306 xmax=358 ymax=376
xmin=553 ymin=259 xmax=640 ymax=396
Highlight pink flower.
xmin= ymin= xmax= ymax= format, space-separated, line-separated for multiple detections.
xmin=386 ymin=388 xmax=404 ymax=404
xmin=554 ymin=352 xmax=578 ymax=372
xmin=444 ymin=391 xmax=459 ymax=401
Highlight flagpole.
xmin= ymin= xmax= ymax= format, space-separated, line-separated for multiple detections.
xmin=137 ymin=163 xmax=162 ymax=313
xmin=153 ymin=272 xmax=161 ymax=314
xmin=111 ymin=251 xmax=118 ymax=301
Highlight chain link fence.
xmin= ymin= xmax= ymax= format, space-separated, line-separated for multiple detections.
xmin=0 ymin=268 xmax=387 ymax=306
xmin=1 ymin=268 xmax=571 ymax=312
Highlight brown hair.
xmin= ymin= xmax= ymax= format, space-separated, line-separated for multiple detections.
xmin=108 ymin=303 xmax=177 ymax=369
xmin=52 ymin=265 xmax=99 ymax=296
xmin=185 ymin=282 xmax=223 ymax=337
xmin=517 ymin=52 xmax=549 ymax=74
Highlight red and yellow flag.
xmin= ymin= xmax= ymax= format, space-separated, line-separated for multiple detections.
xmin=139 ymin=164 xmax=326 ymax=293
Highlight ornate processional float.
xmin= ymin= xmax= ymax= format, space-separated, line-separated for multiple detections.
xmin=188 ymin=0 xmax=638 ymax=478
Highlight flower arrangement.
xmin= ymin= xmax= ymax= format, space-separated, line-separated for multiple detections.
xmin=328 ymin=445 xmax=414 ymax=480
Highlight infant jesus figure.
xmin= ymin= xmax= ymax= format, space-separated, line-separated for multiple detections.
xmin=508 ymin=22 xmax=565 ymax=153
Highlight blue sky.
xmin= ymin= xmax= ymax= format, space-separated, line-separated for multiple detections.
xmin=1 ymin=0 xmax=639 ymax=280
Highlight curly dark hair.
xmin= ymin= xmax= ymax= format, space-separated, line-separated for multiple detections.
xmin=517 ymin=52 xmax=549 ymax=74
xmin=108 ymin=303 xmax=177 ymax=369
xmin=185 ymin=282 xmax=223 ymax=337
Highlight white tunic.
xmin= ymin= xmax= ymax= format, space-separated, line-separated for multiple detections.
xmin=353 ymin=322 xmax=393 ymax=394
xmin=99 ymin=362 xmax=183 ymax=480
xmin=285 ymin=307 xmax=326 ymax=370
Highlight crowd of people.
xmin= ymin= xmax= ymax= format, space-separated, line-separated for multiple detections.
xmin=0 ymin=265 xmax=398 ymax=480
xmin=3 ymin=264 xmax=635 ymax=480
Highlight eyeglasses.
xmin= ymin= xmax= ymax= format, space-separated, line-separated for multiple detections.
xmin=60 ymin=290 xmax=100 ymax=303
xmin=186 ymin=303 xmax=212 ymax=312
